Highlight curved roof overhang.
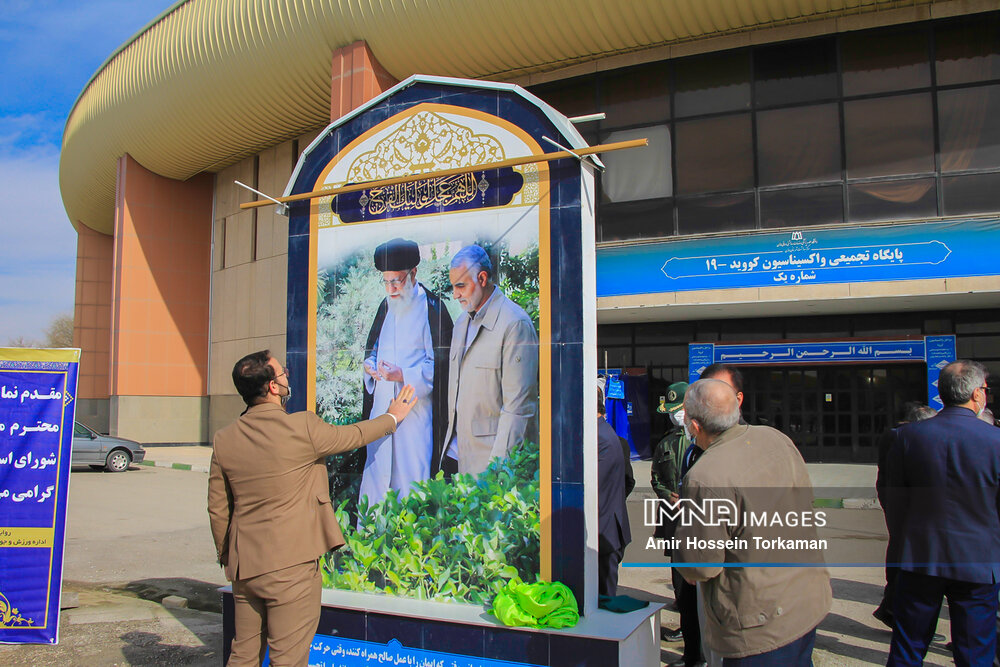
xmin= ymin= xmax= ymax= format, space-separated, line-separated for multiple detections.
xmin=60 ymin=0 xmax=953 ymax=235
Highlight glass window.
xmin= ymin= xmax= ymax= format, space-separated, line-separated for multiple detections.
xmin=942 ymin=172 xmax=1000 ymax=216
xmin=600 ymin=125 xmax=672 ymax=202
xmin=601 ymin=62 xmax=670 ymax=128
xmin=841 ymin=27 xmax=931 ymax=96
xmin=939 ymin=84 xmax=1000 ymax=172
xmin=675 ymin=114 xmax=753 ymax=194
xmin=634 ymin=322 xmax=693 ymax=345
xmin=597 ymin=324 xmax=633 ymax=346
xmin=598 ymin=347 xmax=633 ymax=368
xmin=598 ymin=197 xmax=673 ymax=242
xmin=848 ymin=178 xmax=937 ymax=222
xmin=754 ymin=37 xmax=838 ymax=107
xmin=531 ymin=76 xmax=597 ymax=118
xmin=760 ymin=185 xmax=843 ymax=228
xmin=676 ymin=192 xmax=755 ymax=235
xmin=935 ymin=13 xmax=1000 ymax=86
xmin=673 ymin=50 xmax=751 ymax=117
xmin=757 ymin=103 xmax=841 ymax=186
xmin=635 ymin=345 xmax=688 ymax=367
xmin=844 ymin=93 xmax=934 ymax=178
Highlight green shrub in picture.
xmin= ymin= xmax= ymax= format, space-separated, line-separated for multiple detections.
xmin=323 ymin=439 xmax=540 ymax=606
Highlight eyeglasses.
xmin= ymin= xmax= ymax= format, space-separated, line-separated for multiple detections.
xmin=275 ymin=367 xmax=289 ymax=380
xmin=381 ymin=276 xmax=409 ymax=288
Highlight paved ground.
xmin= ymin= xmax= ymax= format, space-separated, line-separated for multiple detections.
xmin=0 ymin=450 xmax=960 ymax=666
xmin=0 ymin=461 xmax=225 ymax=666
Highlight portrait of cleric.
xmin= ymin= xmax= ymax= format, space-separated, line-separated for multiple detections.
xmin=315 ymin=229 xmax=541 ymax=604
xmin=360 ymin=238 xmax=453 ymax=506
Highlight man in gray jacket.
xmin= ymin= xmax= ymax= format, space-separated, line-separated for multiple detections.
xmin=440 ymin=244 xmax=538 ymax=475
xmin=675 ymin=379 xmax=831 ymax=665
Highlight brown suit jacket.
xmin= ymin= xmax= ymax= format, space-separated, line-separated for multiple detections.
xmin=675 ymin=424 xmax=831 ymax=658
xmin=208 ymin=403 xmax=396 ymax=581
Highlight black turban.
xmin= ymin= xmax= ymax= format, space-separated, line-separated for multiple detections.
xmin=373 ymin=238 xmax=420 ymax=271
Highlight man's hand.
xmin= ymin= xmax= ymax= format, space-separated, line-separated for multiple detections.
xmin=669 ymin=492 xmax=679 ymax=503
xmin=363 ymin=359 xmax=379 ymax=379
xmin=378 ymin=360 xmax=403 ymax=382
xmin=386 ymin=385 xmax=418 ymax=424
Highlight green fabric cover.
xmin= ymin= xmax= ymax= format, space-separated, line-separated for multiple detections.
xmin=490 ymin=578 xmax=580 ymax=628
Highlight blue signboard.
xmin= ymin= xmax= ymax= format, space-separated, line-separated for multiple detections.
xmin=597 ymin=218 xmax=1000 ymax=297
xmin=0 ymin=348 xmax=79 ymax=644
xmin=925 ymin=335 xmax=958 ymax=409
xmin=264 ymin=636 xmax=544 ymax=667
xmin=687 ymin=337 xmax=956 ymax=405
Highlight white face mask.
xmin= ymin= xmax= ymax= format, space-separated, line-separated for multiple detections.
xmin=670 ymin=409 xmax=685 ymax=427
xmin=683 ymin=419 xmax=697 ymax=444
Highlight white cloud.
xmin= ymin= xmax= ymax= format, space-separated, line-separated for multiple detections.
xmin=0 ymin=145 xmax=77 ymax=343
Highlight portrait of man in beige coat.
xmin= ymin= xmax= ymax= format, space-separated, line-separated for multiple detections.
xmin=208 ymin=350 xmax=417 ymax=666
xmin=439 ymin=244 xmax=539 ymax=476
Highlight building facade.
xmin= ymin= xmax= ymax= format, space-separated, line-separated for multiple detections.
xmin=61 ymin=0 xmax=1000 ymax=461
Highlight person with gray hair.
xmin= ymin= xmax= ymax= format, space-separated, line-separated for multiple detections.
xmin=885 ymin=359 xmax=1000 ymax=666
xmin=674 ymin=379 xmax=831 ymax=666
xmin=439 ymin=244 xmax=538 ymax=475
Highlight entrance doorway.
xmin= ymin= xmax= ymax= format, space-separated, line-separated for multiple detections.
xmin=741 ymin=364 xmax=926 ymax=463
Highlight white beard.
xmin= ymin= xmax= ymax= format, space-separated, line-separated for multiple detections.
xmin=386 ymin=277 xmax=418 ymax=314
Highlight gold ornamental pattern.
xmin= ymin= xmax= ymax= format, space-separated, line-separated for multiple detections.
xmin=346 ymin=111 xmax=505 ymax=182
xmin=0 ymin=589 xmax=35 ymax=628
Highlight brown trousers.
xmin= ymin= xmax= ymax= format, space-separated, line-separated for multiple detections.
xmin=229 ymin=560 xmax=322 ymax=667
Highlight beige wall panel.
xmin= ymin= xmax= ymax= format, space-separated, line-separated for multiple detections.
xmin=209 ymin=394 xmax=247 ymax=440
xmin=111 ymin=395 xmax=209 ymax=444
xmin=272 ymin=214 xmax=289 ymax=257
xmin=269 ymin=255 xmax=288 ymax=337
xmin=209 ymin=342 xmax=230 ymax=395
xmin=673 ymin=287 xmax=759 ymax=305
xmin=849 ymin=279 xmax=947 ymax=298
xmin=77 ymin=398 xmax=111 ymax=434
xmin=757 ymin=283 xmax=852 ymax=301
xmin=215 ymin=158 xmax=255 ymax=221
xmin=223 ymin=210 xmax=254 ymax=268
xmin=252 ymin=257 xmax=279 ymax=338
xmin=233 ymin=263 xmax=255 ymax=340
xmin=946 ymin=276 xmax=1000 ymax=293
xmin=212 ymin=218 xmax=225 ymax=271
xmin=222 ymin=269 xmax=240 ymax=343
xmin=210 ymin=272 xmax=225 ymax=344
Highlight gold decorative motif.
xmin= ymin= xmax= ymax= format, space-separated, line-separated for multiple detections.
xmin=346 ymin=112 xmax=505 ymax=182
xmin=0 ymin=590 xmax=35 ymax=628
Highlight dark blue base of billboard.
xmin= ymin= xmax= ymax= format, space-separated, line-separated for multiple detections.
xmin=221 ymin=588 xmax=662 ymax=666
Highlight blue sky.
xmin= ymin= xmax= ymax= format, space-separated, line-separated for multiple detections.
xmin=0 ymin=0 xmax=172 ymax=343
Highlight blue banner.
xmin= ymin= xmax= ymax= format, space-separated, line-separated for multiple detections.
xmin=264 ymin=635 xmax=544 ymax=667
xmin=687 ymin=337 xmax=956 ymax=405
xmin=925 ymin=335 xmax=958 ymax=409
xmin=0 ymin=349 xmax=80 ymax=645
xmin=597 ymin=218 xmax=1000 ymax=297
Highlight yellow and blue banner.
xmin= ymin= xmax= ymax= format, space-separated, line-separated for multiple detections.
xmin=0 ymin=348 xmax=80 ymax=644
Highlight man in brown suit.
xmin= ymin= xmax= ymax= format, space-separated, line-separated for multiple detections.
xmin=675 ymin=379 xmax=830 ymax=666
xmin=208 ymin=350 xmax=416 ymax=666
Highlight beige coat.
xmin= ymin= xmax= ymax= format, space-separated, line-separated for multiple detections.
xmin=675 ymin=423 xmax=831 ymax=658
xmin=208 ymin=403 xmax=395 ymax=581
xmin=441 ymin=289 xmax=538 ymax=475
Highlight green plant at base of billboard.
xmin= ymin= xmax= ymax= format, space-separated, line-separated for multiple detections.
xmin=323 ymin=439 xmax=540 ymax=605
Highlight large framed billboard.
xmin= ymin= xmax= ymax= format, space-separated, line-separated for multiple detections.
xmin=282 ymin=76 xmax=598 ymax=613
